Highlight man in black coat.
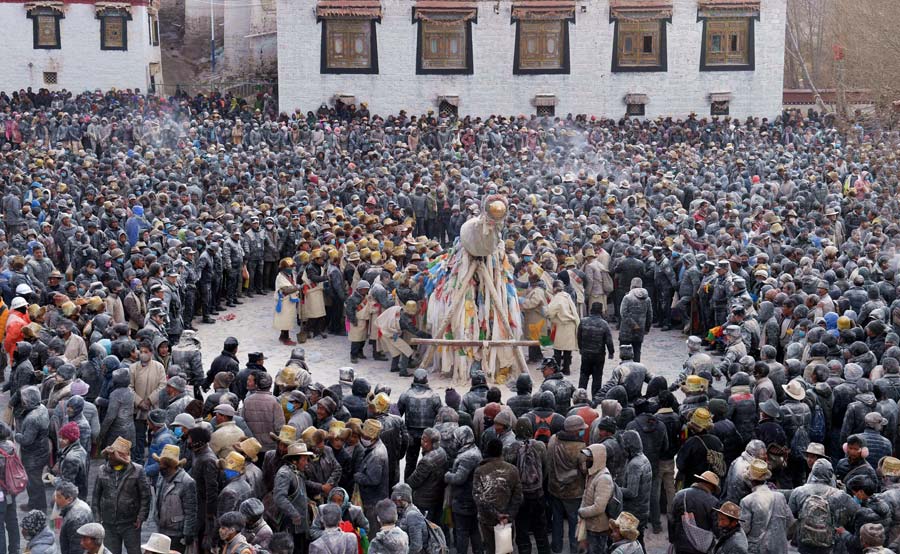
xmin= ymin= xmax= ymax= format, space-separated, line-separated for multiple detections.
xmin=612 ymin=247 xmax=645 ymax=325
xmin=205 ymin=336 xmax=240 ymax=391
xmin=576 ymin=302 xmax=615 ymax=397
xmin=669 ymin=471 xmax=720 ymax=554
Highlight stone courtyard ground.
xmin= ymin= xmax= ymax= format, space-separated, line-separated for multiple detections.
xmin=4 ymin=294 xmax=694 ymax=553
xmin=190 ymin=294 xmax=690 ymax=554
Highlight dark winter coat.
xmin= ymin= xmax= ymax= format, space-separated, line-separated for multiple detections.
xmin=577 ymin=314 xmax=615 ymax=356
xmin=669 ymin=485 xmax=719 ymax=554
xmin=676 ymin=432 xmax=724 ymax=488
xmin=16 ymin=386 xmax=49 ymax=469
xmin=619 ymin=288 xmax=652 ymax=342
xmin=218 ymin=475 xmax=252 ymax=518
xmin=59 ymin=498 xmax=93 ymax=554
xmin=155 ymin=468 xmax=198 ymax=539
xmin=58 ymin=442 xmax=89 ymax=499
xmin=354 ymin=439 xmax=390 ymax=505
xmin=619 ymin=429 xmax=652 ymax=523
xmin=398 ymin=383 xmax=442 ymax=431
xmin=91 ymin=461 xmax=152 ymax=526
xmin=407 ymin=445 xmax=448 ymax=510
xmin=625 ymin=413 xmax=669 ymax=471
xmin=473 ymin=456 xmax=524 ymax=526
xmin=444 ymin=427 xmax=481 ymax=515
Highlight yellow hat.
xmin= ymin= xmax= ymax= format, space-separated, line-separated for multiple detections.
xmin=61 ymin=301 xmax=78 ymax=317
xmin=689 ymin=407 xmax=714 ymax=431
xmin=269 ymin=425 xmax=297 ymax=444
xmin=370 ymin=251 xmax=383 ymax=264
xmin=298 ymin=251 xmax=310 ymax=264
xmin=311 ymin=249 xmax=324 ymax=260
xmin=218 ymin=452 xmax=246 ymax=473
xmin=609 ymin=512 xmax=640 ymax=541
xmin=275 ymin=367 xmax=297 ymax=387
xmin=384 ymin=260 xmax=397 ymax=273
xmin=745 ymin=458 xmax=772 ymax=481
xmin=152 ymin=444 xmax=185 ymax=467
xmin=683 ymin=375 xmax=709 ymax=393
xmin=881 ymin=456 xmax=900 ymax=477
xmin=838 ymin=316 xmax=852 ymax=330
xmin=362 ymin=419 xmax=383 ymax=440
xmin=234 ymin=438 xmax=262 ymax=462
xmin=383 ymin=240 xmax=394 ymax=251
xmin=103 ymin=436 xmax=132 ymax=459
xmin=369 ymin=392 xmax=391 ymax=414
xmin=404 ymin=300 xmax=418 ymax=315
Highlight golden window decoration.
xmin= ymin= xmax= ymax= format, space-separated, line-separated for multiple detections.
xmin=36 ymin=15 xmax=60 ymax=48
xmin=103 ymin=16 xmax=126 ymax=49
xmin=421 ymin=19 xmax=467 ymax=70
xmin=617 ymin=20 xmax=661 ymax=67
xmin=325 ymin=19 xmax=372 ymax=70
xmin=704 ymin=18 xmax=749 ymax=66
xmin=518 ymin=20 xmax=564 ymax=71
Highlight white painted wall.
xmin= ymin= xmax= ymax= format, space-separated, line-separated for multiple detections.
xmin=0 ymin=2 xmax=162 ymax=93
xmin=223 ymin=0 xmax=277 ymax=76
xmin=277 ymin=0 xmax=786 ymax=118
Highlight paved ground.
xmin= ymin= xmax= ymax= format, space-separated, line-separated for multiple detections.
xmin=191 ymin=294 xmax=690 ymax=553
xmin=193 ymin=294 xmax=690 ymax=401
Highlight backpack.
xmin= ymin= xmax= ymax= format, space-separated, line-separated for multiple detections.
xmin=699 ymin=436 xmax=726 ymax=478
xmin=533 ymin=414 xmax=554 ymax=443
xmin=605 ymin=478 xmax=623 ymax=519
xmin=516 ymin=440 xmax=544 ymax=495
xmin=0 ymin=447 xmax=27 ymax=495
xmin=425 ymin=519 xmax=448 ymax=554
xmin=809 ymin=403 xmax=826 ymax=444
xmin=798 ymin=493 xmax=834 ymax=547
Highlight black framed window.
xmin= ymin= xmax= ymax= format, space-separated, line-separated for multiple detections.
xmin=626 ymin=103 xmax=645 ymax=116
xmin=700 ymin=17 xmax=754 ymax=71
xmin=98 ymin=9 xmax=131 ymax=51
xmin=612 ymin=19 xmax=667 ymax=72
xmin=29 ymin=8 xmax=62 ymax=50
xmin=321 ymin=18 xmax=379 ymax=74
xmin=415 ymin=13 xmax=474 ymax=75
xmin=711 ymin=100 xmax=730 ymax=115
xmin=514 ymin=19 xmax=570 ymax=75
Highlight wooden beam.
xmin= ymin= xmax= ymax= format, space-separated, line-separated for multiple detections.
xmin=410 ymin=338 xmax=541 ymax=347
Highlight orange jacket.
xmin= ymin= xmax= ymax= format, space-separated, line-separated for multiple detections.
xmin=4 ymin=310 xmax=30 ymax=363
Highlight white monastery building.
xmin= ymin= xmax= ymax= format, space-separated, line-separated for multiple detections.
xmin=277 ymin=0 xmax=786 ymax=118
xmin=0 ymin=0 xmax=163 ymax=93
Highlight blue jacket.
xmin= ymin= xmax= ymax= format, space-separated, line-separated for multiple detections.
xmin=145 ymin=427 xmax=177 ymax=480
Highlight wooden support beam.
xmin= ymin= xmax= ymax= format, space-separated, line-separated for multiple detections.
xmin=410 ymin=338 xmax=540 ymax=347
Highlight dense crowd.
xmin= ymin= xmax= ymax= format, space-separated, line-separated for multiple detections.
xmin=0 ymin=85 xmax=898 ymax=554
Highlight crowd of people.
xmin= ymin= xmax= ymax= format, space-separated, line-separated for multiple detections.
xmin=0 ymin=84 xmax=897 ymax=554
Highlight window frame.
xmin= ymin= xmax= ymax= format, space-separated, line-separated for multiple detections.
xmin=611 ymin=18 xmax=667 ymax=73
xmin=699 ymin=16 xmax=754 ymax=71
xmin=148 ymin=12 xmax=160 ymax=46
xmin=320 ymin=17 xmax=379 ymax=75
xmin=29 ymin=8 xmax=63 ymax=50
xmin=98 ymin=9 xmax=131 ymax=51
xmin=415 ymin=14 xmax=474 ymax=75
xmin=513 ymin=18 xmax=571 ymax=75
